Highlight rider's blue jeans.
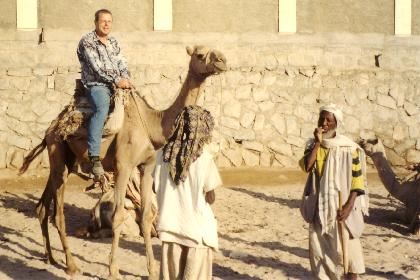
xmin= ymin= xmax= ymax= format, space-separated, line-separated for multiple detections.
xmin=86 ymin=85 xmax=112 ymax=157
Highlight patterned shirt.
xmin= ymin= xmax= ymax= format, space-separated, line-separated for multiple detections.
xmin=77 ymin=30 xmax=129 ymax=88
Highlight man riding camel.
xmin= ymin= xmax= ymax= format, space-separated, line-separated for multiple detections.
xmin=77 ymin=8 xmax=133 ymax=179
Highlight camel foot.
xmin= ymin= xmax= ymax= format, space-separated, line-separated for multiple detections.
xmin=148 ymin=268 xmax=159 ymax=280
xmin=109 ymin=263 xmax=121 ymax=280
xmin=108 ymin=272 xmax=122 ymax=280
xmin=409 ymin=216 xmax=420 ymax=235
xmin=45 ymin=255 xmax=58 ymax=266
xmin=412 ymin=225 xmax=420 ymax=236
xmin=65 ymin=264 xmax=80 ymax=276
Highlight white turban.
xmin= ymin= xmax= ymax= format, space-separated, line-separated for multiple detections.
xmin=319 ymin=103 xmax=343 ymax=127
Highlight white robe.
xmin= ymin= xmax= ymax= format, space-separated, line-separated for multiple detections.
xmin=305 ymin=135 xmax=368 ymax=278
xmin=154 ymin=147 xmax=222 ymax=250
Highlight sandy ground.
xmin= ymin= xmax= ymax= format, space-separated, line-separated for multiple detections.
xmin=0 ymin=168 xmax=419 ymax=280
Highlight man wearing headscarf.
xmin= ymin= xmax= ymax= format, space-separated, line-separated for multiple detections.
xmin=153 ymin=105 xmax=222 ymax=280
xmin=301 ymin=104 xmax=368 ymax=280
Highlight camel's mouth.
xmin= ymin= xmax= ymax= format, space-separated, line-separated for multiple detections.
xmin=213 ymin=62 xmax=227 ymax=73
xmin=358 ymin=138 xmax=379 ymax=145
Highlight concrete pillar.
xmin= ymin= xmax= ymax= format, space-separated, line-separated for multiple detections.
xmin=395 ymin=0 xmax=411 ymax=35
xmin=278 ymin=0 xmax=296 ymax=33
xmin=16 ymin=0 xmax=38 ymax=29
xmin=154 ymin=0 xmax=172 ymax=31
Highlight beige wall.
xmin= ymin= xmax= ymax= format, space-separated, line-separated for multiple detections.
xmin=412 ymin=0 xmax=420 ymax=35
xmin=172 ymin=0 xmax=278 ymax=32
xmin=0 ymin=0 xmax=16 ymax=28
xmin=297 ymin=0 xmax=395 ymax=34
xmin=38 ymin=0 xmax=153 ymax=31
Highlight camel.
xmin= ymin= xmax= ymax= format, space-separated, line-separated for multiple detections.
xmin=360 ymin=138 xmax=420 ymax=235
xmin=19 ymin=45 xmax=227 ymax=279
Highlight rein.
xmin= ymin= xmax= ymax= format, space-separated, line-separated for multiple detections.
xmin=129 ymin=89 xmax=153 ymax=144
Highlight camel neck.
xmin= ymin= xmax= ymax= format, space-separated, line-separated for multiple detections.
xmin=371 ymin=152 xmax=408 ymax=203
xmin=161 ymin=72 xmax=205 ymax=138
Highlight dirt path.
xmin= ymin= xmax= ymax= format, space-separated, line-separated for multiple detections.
xmin=0 ymin=168 xmax=419 ymax=280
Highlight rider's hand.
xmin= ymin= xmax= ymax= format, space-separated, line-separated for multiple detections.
xmin=125 ymin=79 xmax=133 ymax=89
xmin=116 ymin=78 xmax=131 ymax=89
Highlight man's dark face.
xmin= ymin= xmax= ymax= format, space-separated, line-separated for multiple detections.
xmin=318 ymin=110 xmax=337 ymax=134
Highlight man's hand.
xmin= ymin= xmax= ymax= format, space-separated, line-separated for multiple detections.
xmin=337 ymin=192 xmax=358 ymax=222
xmin=337 ymin=203 xmax=353 ymax=222
xmin=205 ymin=190 xmax=215 ymax=205
xmin=116 ymin=78 xmax=132 ymax=89
xmin=314 ymin=127 xmax=323 ymax=143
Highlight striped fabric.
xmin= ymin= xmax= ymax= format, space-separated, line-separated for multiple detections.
xmin=302 ymin=146 xmax=365 ymax=195
xmin=351 ymin=150 xmax=365 ymax=194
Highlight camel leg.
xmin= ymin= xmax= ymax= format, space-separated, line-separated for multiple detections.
xmin=41 ymin=138 xmax=78 ymax=274
xmin=109 ymin=164 xmax=132 ymax=279
xmin=54 ymin=177 xmax=79 ymax=275
xmin=140 ymin=156 xmax=158 ymax=280
xmin=36 ymin=179 xmax=57 ymax=265
xmin=409 ymin=206 xmax=420 ymax=235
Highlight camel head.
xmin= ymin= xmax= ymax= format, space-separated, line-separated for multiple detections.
xmin=359 ymin=138 xmax=386 ymax=158
xmin=186 ymin=46 xmax=227 ymax=78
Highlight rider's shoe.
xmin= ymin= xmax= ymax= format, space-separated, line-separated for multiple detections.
xmin=89 ymin=156 xmax=104 ymax=180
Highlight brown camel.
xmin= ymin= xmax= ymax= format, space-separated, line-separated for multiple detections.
xmin=19 ymin=45 xmax=227 ymax=279
xmin=360 ymin=138 xmax=420 ymax=235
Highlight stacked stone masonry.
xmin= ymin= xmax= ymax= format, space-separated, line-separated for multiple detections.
xmin=1 ymin=32 xmax=420 ymax=170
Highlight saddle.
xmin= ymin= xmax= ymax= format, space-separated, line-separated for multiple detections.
xmin=55 ymin=80 xmax=128 ymax=140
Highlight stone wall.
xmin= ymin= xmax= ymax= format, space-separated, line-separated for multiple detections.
xmin=1 ymin=31 xmax=420 ymax=170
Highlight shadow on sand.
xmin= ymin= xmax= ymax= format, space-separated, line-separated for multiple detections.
xmin=365 ymin=267 xmax=411 ymax=280
xmin=213 ymin=263 xmax=263 ymax=280
xmin=218 ymin=247 xmax=310 ymax=278
xmin=0 ymin=255 xmax=66 ymax=280
xmin=230 ymin=187 xmax=300 ymax=209
xmin=0 ymin=192 xmax=157 ymax=279
xmin=219 ymin=233 xmax=308 ymax=259
xmin=366 ymin=192 xmax=412 ymax=235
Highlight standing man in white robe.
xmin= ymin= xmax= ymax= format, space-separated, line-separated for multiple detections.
xmin=302 ymin=104 xmax=368 ymax=280
xmin=154 ymin=105 xmax=222 ymax=280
